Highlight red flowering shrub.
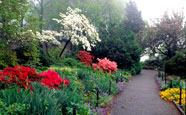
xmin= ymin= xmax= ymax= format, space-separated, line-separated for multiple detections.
xmin=92 ymin=58 xmax=117 ymax=74
xmin=40 ymin=70 xmax=70 ymax=90
xmin=76 ymin=50 xmax=94 ymax=66
xmin=0 ymin=66 xmax=70 ymax=90
xmin=0 ymin=65 xmax=40 ymax=89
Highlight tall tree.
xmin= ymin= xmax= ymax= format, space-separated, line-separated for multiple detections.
xmin=123 ymin=0 xmax=145 ymax=33
xmin=29 ymin=0 xmax=50 ymax=33
xmin=137 ymin=11 xmax=186 ymax=58
xmin=0 ymin=0 xmax=29 ymax=41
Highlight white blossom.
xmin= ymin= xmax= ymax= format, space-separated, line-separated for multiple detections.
xmin=36 ymin=30 xmax=61 ymax=46
xmin=53 ymin=7 xmax=101 ymax=51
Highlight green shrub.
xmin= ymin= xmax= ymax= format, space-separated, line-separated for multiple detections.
xmin=0 ymin=40 xmax=18 ymax=69
xmin=38 ymin=47 xmax=54 ymax=67
xmin=164 ymin=50 xmax=186 ymax=79
xmin=0 ymin=99 xmax=27 ymax=115
xmin=161 ymin=78 xmax=185 ymax=90
xmin=0 ymin=83 xmax=60 ymax=115
xmin=142 ymin=56 xmax=164 ymax=70
xmin=14 ymin=34 xmax=40 ymax=67
xmin=92 ymin=25 xmax=142 ymax=74
xmin=48 ymin=47 xmax=63 ymax=63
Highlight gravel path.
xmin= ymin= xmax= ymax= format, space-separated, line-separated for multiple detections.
xmin=111 ymin=70 xmax=179 ymax=115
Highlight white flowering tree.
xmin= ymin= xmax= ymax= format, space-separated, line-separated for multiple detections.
xmin=36 ymin=30 xmax=61 ymax=46
xmin=53 ymin=7 xmax=101 ymax=57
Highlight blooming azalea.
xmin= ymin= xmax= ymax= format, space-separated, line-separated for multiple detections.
xmin=93 ymin=58 xmax=117 ymax=74
xmin=76 ymin=50 xmax=94 ymax=66
xmin=0 ymin=65 xmax=41 ymax=89
xmin=40 ymin=70 xmax=70 ymax=90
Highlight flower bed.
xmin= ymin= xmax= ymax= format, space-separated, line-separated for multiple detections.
xmin=160 ymin=88 xmax=185 ymax=105
xmin=0 ymin=56 xmax=131 ymax=115
xmin=155 ymin=73 xmax=186 ymax=114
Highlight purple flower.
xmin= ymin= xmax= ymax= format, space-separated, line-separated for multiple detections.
xmin=116 ymin=82 xmax=124 ymax=91
xmin=155 ymin=76 xmax=162 ymax=87
xmin=91 ymin=107 xmax=106 ymax=115
xmin=102 ymin=92 xmax=108 ymax=96
xmin=84 ymin=103 xmax=91 ymax=108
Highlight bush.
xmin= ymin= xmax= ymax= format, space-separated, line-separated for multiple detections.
xmin=0 ymin=99 xmax=27 ymax=115
xmin=92 ymin=25 xmax=142 ymax=74
xmin=164 ymin=50 xmax=186 ymax=79
xmin=48 ymin=47 xmax=63 ymax=63
xmin=92 ymin=58 xmax=117 ymax=74
xmin=142 ymin=56 xmax=164 ymax=70
xmin=38 ymin=47 xmax=54 ymax=67
xmin=14 ymin=31 xmax=40 ymax=67
xmin=76 ymin=50 xmax=94 ymax=66
xmin=0 ymin=40 xmax=17 ymax=69
xmin=161 ymin=78 xmax=185 ymax=91
xmin=0 ymin=83 xmax=61 ymax=115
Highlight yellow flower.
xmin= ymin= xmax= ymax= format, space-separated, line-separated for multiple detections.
xmin=175 ymin=100 xmax=179 ymax=104
xmin=181 ymin=99 xmax=185 ymax=105
xmin=175 ymin=95 xmax=180 ymax=99
xmin=168 ymin=96 xmax=174 ymax=101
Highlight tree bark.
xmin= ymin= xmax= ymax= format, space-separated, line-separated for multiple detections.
xmin=59 ymin=37 xmax=71 ymax=57
xmin=40 ymin=0 xmax=44 ymax=34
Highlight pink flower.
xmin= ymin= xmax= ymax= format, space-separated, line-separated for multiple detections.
xmin=92 ymin=58 xmax=117 ymax=74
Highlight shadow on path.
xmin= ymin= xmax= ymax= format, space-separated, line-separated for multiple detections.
xmin=111 ymin=70 xmax=179 ymax=115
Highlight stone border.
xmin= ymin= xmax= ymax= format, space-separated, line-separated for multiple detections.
xmin=172 ymin=100 xmax=185 ymax=115
xmin=155 ymin=76 xmax=185 ymax=115
xmin=104 ymin=76 xmax=133 ymax=115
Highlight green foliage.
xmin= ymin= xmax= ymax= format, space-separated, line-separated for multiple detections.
xmin=0 ymin=0 xmax=29 ymax=41
xmin=38 ymin=47 xmax=54 ymax=67
xmin=66 ymin=103 xmax=92 ymax=115
xmin=161 ymin=78 xmax=185 ymax=90
xmin=92 ymin=25 xmax=142 ymax=74
xmin=48 ymin=47 xmax=62 ymax=63
xmin=164 ymin=50 xmax=186 ymax=78
xmin=0 ymin=40 xmax=17 ymax=69
xmin=14 ymin=31 xmax=40 ymax=68
xmin=54 ymin=57 xmax=89 ymax=69
xmin=131 ymin=61 xmax=142 ymax=75
xmin=0 ymin=83 xmax=60 ymax=115
xmin=142 ymin=56 xmax=164 ymax=70
xmin=0 ymin=99 xmax=27 ymax=115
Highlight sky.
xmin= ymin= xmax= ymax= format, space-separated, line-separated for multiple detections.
xmin=133 ymin=0 xmax=186 ymax=23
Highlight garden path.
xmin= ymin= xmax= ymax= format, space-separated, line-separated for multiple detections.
xmin=111 ymin=70 xmax=179 ymax=115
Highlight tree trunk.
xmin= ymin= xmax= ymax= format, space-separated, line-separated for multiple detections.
xmin=20 ymin=17 xmax=24 ymax=32
xmin=59 ymin=38 xmax=71 ymax=57
xmin=40 ymin=0 xmax=44 ymax=34
xmin=45 ymin=43 xmax=49 ymax=56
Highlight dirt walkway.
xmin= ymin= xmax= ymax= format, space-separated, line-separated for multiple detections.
xmin=111 ymin=70 xmax=179 ymax=115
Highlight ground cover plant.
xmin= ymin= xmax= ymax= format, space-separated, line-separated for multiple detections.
xmin=0 ymin=57 xmax=131 ymax=115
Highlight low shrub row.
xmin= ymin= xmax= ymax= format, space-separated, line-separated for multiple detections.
xmin=0 ymin=57 xmax=131 ymax=115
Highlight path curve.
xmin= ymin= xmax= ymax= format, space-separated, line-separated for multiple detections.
xmin=111 ymin=70 xmax=179 ymax=115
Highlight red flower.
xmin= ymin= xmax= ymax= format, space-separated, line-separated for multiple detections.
xmin=0 ymin=65 xmax=41 ymax=89
xmin=76 ymin=50 xmax=94 ymax=66
xmin=40 ymin=70 xmax=70 ymax=90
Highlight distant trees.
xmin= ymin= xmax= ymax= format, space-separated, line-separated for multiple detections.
xmin=123 ymin=1 xmax=145 ymax=33
xmin=137 ymin=11 xmax=186 ymax=59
